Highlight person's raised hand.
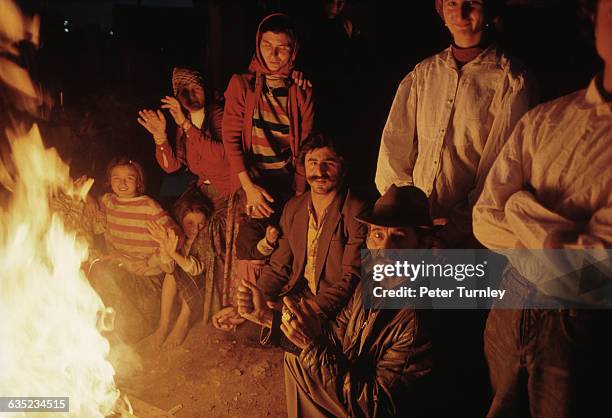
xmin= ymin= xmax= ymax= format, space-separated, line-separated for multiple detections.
xmin=160 ymin=96 xmax=187 ymax=126
xmin=137 ymin=109 xmax=167 ymax=143
xmin=146 ymin=220 xmax=178 ymax=258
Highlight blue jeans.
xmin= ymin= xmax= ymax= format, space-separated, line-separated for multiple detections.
xmin=485 ymin=266 xmax=611 ymax=418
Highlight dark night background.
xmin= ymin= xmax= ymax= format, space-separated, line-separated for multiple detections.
xmin=11 ymin=0 xmax=601 ymax=207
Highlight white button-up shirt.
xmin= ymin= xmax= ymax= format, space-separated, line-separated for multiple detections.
xmin=474 ymin=76 xmax=612 ymax=249
xmin=376 ymin=45 xmax=534 ymax=240
xmin=473 ymin=77 xmax=612 ymax=297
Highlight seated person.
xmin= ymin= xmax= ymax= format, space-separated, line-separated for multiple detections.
xmin=147 ymin=189 xmax=214 ymax=348
xmin=87 ymin=157 xmax=180 ymax=343
xmin=238 ymin=185 xmax=434 ymax=417
xmin=255 ymin=133 xmax=368 ymax=319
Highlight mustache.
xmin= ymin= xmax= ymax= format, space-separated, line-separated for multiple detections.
xmin=307 ymin=175 xmax=331 ymax=181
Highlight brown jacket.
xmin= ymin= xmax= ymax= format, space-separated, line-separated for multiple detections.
xmin=257 ymin=188 xmax=368 ymax=318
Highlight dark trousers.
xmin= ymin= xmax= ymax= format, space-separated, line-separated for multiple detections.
xmin=284 ymin=353 xmax=349 ymax=418
xmin=485 ymin=266 xmax=612 ymax=418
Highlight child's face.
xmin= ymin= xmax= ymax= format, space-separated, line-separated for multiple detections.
xmin=110 ymin=165 xmax=139 ymax=198
xmin=182 ymin=211 xmax=206 ymax=239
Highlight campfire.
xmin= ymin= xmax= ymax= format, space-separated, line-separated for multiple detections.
xmin=0 ymin=1 xmax=134 ymax=416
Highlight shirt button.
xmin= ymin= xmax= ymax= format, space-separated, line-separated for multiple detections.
xmin=448 ymin=98 xmax=453 ymax=104
xmin=440 ymin=128 xmax=445 ymax=133
xmin=433 ymin=160 xmax=438 ymax=164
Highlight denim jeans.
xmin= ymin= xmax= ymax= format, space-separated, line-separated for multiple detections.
xmin=485 ymin=266 xmax=612 ymax=418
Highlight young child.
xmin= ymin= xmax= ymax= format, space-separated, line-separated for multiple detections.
xmin=88 ymin=157 xmax=180 ymax=343
xmin=211 ymin=214 xmax=279 ymax=331
xmin=147 ymin=190 xmax=214 ymax=348
xmin=235 ymin=216 xmax=279 ymax=284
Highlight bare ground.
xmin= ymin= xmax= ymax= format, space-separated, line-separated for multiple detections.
xmin=112 ymin=321 xmax=287 ymax=418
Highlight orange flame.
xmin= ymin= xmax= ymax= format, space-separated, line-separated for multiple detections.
xmin=0 ymin=1 xmax=124 ymax=416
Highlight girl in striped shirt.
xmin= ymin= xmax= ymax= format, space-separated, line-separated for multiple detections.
xmin=88 ymin=157 xmax=180 ymax=343
xmin=93 ymin=157 xmax=179 ymax=274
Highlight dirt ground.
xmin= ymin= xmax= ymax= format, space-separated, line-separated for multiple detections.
xmin=112 ymin=321 xmax=288 ymax=418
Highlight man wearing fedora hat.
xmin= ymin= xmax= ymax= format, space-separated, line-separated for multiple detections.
xmin=237 ymin=185 xmax=434 ymax=417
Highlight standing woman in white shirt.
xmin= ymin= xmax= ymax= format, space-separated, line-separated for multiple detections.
xmin=376 ymin=0 xmax=536 ymax=248
xmin=375 ymin=1 xmax=537 ymax=415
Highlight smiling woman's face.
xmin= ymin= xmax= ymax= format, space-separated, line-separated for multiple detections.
xmin=443 ymin=0 xmax=487 ymax=47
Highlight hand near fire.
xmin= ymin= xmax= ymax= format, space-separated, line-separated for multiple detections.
xmin=280 ymin=297 xmax=324 ymax=350
xmin=212 ymin=306 xmax=246 ymax=331
xmin=237 ymin=279 xmax=275 ymax=328
xmin=161 ymin=96 xmax=187 ymax=126
xmin=137 ymin=109 xmax=167 ymax=144
xmin=73 ymin=175 xmax=99 ymax=219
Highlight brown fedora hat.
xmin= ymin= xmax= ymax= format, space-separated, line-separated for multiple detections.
xmin=356 ymin=185 xmax=433 ymax=229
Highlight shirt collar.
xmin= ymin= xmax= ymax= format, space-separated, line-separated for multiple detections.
xmin=308 ymin=191 xmax=340 ymax=226
xmin=443 ymin=43 xmax=497 ymax=71
xmin=583 ymin=75 xmax=612 ymax=116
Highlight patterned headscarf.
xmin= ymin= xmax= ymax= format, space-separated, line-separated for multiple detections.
xmin=248 ymin=13 xmax=298 ymax=77
xmin=171 ymin=67 xmax=205 ymax=97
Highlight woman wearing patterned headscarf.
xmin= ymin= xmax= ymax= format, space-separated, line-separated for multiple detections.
xmin=138 ymin=67 xmax=237 ymax=199
xmin=222 ymin=13 xmax=315 ymax=221
xmin=138 ymin=68 xmax=241 ymax=328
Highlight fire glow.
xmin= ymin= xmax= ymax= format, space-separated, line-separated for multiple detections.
xmin=0 ymin=126 xmax=120 ymax=417
xmin=0 ymin=0 xmax=125 ymax=416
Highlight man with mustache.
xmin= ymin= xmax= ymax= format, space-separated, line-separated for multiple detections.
xmin=238 ymin=184 xmax=435 ymax=417
xmin=254 ymin=132 xmax=368 ymax=320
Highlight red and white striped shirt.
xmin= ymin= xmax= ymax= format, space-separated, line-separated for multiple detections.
xmin=97 ymin=193 xmax=178 ymax=260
